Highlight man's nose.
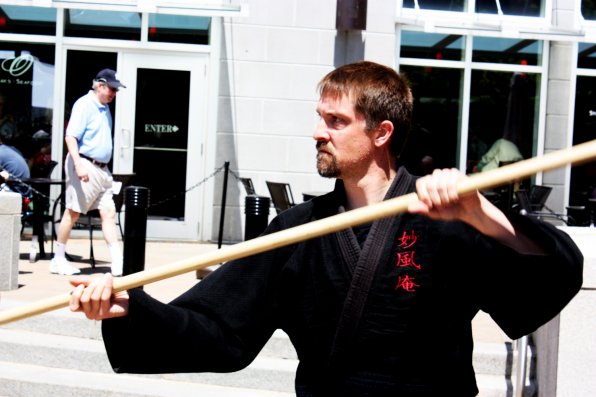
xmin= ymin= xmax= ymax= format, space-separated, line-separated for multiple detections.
xmin=313 ymin=120 xmax=329 ymax=141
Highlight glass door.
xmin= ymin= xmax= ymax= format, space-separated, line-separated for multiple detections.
xmin=115 ymin=52 xmax=207 ymax=240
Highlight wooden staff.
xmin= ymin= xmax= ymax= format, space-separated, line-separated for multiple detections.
xmin=1 ymin=139 xmax=596 ymax=326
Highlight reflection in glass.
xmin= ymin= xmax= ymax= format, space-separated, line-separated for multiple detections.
xmin=468 ymin=71 xmax=538 ymax=175
xmin=472 ymin=37 xmax=542 ymax=65
xmin=133 ymin=68 xmax=190 ymax=220
xmin=476 ymin=0 xmax=543 ymax=16
xmin=0 ymin=43 xmax=55 ymax=170
xmin=399 ymin=65 xmax=462 ymax=175
xmin=65 ymin=9 xmax=141 ymax=40
xmin=578 ymin=43 xmax=596 ymax=69
xmin=148 ymin=14 xmax=210 ymax=45
xmin=400 ymin=30 xmax=464 ymax=61
xmin=569 ymin=76 xmax=596 ymax=223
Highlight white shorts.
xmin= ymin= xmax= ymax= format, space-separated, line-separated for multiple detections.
xmin=65 ymin=154 xmax=115 ymax=215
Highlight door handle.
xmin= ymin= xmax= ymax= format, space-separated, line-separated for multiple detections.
xmin=121 ymin=129 xmax=131 ymax=149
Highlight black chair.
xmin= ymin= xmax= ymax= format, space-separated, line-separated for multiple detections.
xmin=266 ymin=181 xmax=296 ymax=214
xmin=240 ymin=177 xmax=256 ymax=195
xmin=19 ymin=160 xmax=60 ymax=260
xmin=515 ymin=185 xmax=551 ymax=213
xmin=75 ymin=173 xmax=134 ymax=267
xmin=111 ymin=173 xmax=135 ymax=237
xmin=528 ymin=185 xmax=552 ymax=212
xmin=515 ymin=185 xmax=570 ymax=224
xmin=21 ymin=160 xmax=59 ymax=231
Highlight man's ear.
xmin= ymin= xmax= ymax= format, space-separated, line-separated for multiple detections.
xmin=374 ymin=120 xmax=394 ymax=148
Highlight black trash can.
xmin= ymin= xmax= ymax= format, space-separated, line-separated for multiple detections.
xmin=123 ymin=186 xmax=150 ymax=277
xmin=245 ymin=195 xmax=270 ymax=240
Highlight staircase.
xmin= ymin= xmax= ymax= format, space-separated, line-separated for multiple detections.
xmin=0 ymin=299 xmax=535 ymax=397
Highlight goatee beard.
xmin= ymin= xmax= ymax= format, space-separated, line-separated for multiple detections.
xmin=316 ymin=149 xmax=340 ymax=178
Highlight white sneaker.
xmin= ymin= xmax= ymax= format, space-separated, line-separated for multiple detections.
xmin=49 ymin=257 xmax=81 ymax=275
xmin=111 ymin=258 xmax=123 ymax=277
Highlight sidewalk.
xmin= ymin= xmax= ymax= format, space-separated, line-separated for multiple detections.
xmin=1 ymin=234 xmax=511 ymax=344
xmin=1 ymin=236 xmax=220 ymax=305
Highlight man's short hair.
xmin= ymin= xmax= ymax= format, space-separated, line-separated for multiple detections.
xmin=317 ymin=61 xmax=413 ymax=158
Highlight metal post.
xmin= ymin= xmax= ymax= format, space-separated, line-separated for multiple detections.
xmin=217 ymin=161 xmax=230 ymax=249
xmin=514 ymin=335 xmax=529 ymax=397
xmin=123 ymin=186 xmax=150 ymax=280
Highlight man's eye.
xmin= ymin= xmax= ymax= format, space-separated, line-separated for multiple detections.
xmin=331 ymin=117 xmax=344 ymax=126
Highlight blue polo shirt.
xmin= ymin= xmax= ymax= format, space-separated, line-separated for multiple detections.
xmin=66 ymin=90 xmax=113 ymax=164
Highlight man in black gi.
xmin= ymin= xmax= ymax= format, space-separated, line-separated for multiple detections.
xmin=69 ymin=61 xmax=583 ymax=397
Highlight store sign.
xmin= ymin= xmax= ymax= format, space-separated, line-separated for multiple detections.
xmin=144 ymin=123 xmax=179 ymax=137
xmin=1 ymin=54 xmax=35 ymax=77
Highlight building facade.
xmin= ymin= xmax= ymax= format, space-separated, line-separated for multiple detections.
xmin=0 ymin=0 xmax=593 ymax=243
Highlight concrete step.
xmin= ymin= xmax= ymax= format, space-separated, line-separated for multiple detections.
xmin=1 ymin=304 xmax=529 ymax=377
xmin=475 ymin=373 xmax=537 ymax=397
xmin=0 ymin=299 xmax=535 ymax=397
xmin=0 ymin=361 xmax=294 ymax=397
xmin=0 ymin=328 xmax=298 ymax=393
xmin=0 ymin=299 xmax=298 ymax=360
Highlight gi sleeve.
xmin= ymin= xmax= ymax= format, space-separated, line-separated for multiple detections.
xmin=101 ymin=215 xmax=296 ymax=374
xmin=475 ymin=214 xmax=583 ymax=339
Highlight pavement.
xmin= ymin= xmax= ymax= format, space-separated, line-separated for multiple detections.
xmin=1 ymin=234 xmax=220 ymax=306
xmin=1 ymin=233 xmax=511 ymax=344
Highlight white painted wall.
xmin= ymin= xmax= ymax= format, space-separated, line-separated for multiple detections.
xmin=213 ymin=0 xmax=397 ymax=242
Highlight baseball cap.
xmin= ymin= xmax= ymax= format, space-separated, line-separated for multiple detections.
xmin=95 ymin=68 xmax=126 ymax=89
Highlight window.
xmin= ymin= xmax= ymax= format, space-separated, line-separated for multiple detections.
xmin=398 ymin=30 xmax=543 ymax=177
xmin=578 ymin=42 xmax=596 ymax=69
xmin=399 ymin=65 xmax=462 ymax=174
xmin=0 ymin=43 xmax=55 ymax=175
xmin=475 ymin=0 xmax=543 ymax=16
xmin=468 ymin=71 xmax=538 ymax=173
xmin=148 ymin=14 xmax=210 ymax=45
xmin=570 ymin=43 xmax=596 ymax=222
xmin=65 ymin=9 xmax=141 ymax=41
xmin=400 ymin=31 xmax=464 ymax=61
xmin=582 ymin=0 xmax=596 ymax=20
xmin=0 ymin=5 xmax=56 ymax=36
xmin=401 ymin=0 xmax=544 ymax=16
xmin=472 ymin=37 xmax=542 ymax=66
xmin=402 ymin=0 xmax=465 ymax=12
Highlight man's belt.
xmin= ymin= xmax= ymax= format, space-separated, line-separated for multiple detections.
xmin=79 ymin=154 xmax=107 ymax=168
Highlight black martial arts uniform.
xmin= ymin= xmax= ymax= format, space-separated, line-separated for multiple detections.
xmin=102 ymin=167 xmax=583 ymax=396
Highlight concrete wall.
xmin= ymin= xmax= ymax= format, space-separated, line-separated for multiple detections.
xmin=214 ymin=0 xmax=397 ymax=242
xmin=0 ymin=191 xmax=21 ymax=291
xmin=542 ymin=0 xmax=577 ymax=217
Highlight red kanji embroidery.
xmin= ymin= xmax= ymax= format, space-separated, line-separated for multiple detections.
xmin=396 ymin=251 xmax=420 ymax=269
xmin=397 ymin=230 xmax=418 ymax=249
xmin=395 ymin=275 xmax=419 ymax=292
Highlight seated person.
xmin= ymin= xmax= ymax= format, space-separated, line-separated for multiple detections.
xmin=0 ymin=131 xmax=31 ymax=196
xmin=29 ymin=130 xmax=53 ymax=178
xmin=476 ymin=138 xmax=523 ymax=172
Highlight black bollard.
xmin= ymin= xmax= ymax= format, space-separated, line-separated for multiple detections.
xmin=244 ymin=195 xmax=270 ymax=240
xmin=123 ymin=186 xmax=150 ymax=279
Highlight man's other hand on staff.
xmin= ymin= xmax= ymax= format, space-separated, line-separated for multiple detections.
xmin=408 ymin=168 xmax=545 ymax=255
xmin=69 ymin=273 xmax=129 ymax=320
xmin=408 ymin=168 xmax=483 ymax=223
